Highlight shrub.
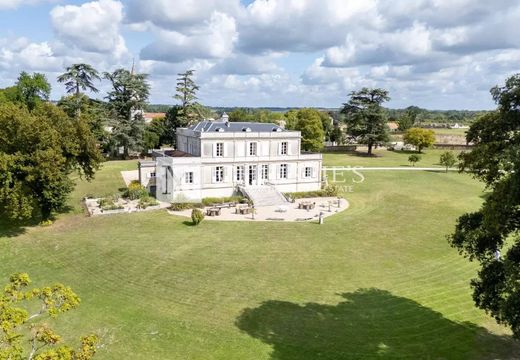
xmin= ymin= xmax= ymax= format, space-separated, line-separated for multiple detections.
xmin=408 ymin=154 xmax=421 ymax=167
xmin=191 ymin=208 xmax=204 ymax=225
xmin=39 ymin=219 xmax=53 ymax=227
xmin=138 ymin=196 xmax=159 ymax=209
xmin=286 ymin=185 xmax=340 ymax=200
xmin=201 ymin=196 xmax=244 ymax=206
xmin=124 ymin=181 xmax=148 ymax=200
xmin=322 ymin=184 xmax=340 ymax=197
xmin=169 ymin=202 xmax=204 ymax=211
xmin=97 ymin=196 xmax=124 ymax=211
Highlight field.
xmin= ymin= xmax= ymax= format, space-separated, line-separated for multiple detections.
xmin=432 ymin=128 xmax=469 ymax=136
xmin=323 ymin=148 xmax=459 ymax=168
xmin=1 ymin=152 xmax=519 ymax=359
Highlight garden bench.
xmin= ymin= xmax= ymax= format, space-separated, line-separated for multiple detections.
xmin=206 ymin=208 xmax=221 ymax=216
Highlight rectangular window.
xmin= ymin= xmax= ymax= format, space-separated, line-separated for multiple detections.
xmin=261 ymin=165 xmax=269 ymax=180
xmin=279 ymin=164 xmax=288 ymax=179
xmin=185 ymin=172 xmax=194 ymax=184
xmin=305 ymin=167 xmax=312 ymax=178
xmin=150 ymin=172 xmax=156 ymax=178
xmin=215 ymin=166 xmax=224 ymax=183
xmin=215 ymin=143 xmax=224 ymax=157
xmin=249 ymin=142 xmax=257 ymax=156
xmin=236 ymin=166 xmax=244 ymax=181
xmin=280 ymin=141 xmax=288 ymax=155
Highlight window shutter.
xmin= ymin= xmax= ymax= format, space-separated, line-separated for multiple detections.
xmin=278 ymin=142 xmax=281 ymax=155
xmin=224 ymin=166 xmax=229 ymax=182
xmin=212 ymin=168 xmax=216 ymax=183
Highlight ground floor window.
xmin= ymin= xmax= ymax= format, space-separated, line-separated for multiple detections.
xmin=236 ymin=166 xmax=244 ymax=181
xmin=185 ymin=172 xmax=194 ymax=184
xmin=215 ymin=166 xmax=224 ymax=183
xmin=261 ymin=164 xmax=269 ymax=180
xmin=279 ymin=164 xmax=288 ymax=179
xmin=305 ymin=167 xmax=312 ymax=178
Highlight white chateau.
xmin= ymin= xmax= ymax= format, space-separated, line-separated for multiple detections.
xmin=139 ymin=114 xmax=323 ymax=203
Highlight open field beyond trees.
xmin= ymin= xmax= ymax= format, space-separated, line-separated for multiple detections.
xmin=1 ymin=153 xmax=519 ymax=359
xmin=323 ymin=148 xmax=461 ymax=168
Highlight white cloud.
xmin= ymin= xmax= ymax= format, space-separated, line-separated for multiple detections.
xmin=0 ymin=0 xmax=56 ymax=10
xmin=125 ymin=0 xmax=241 ymax=31
xmin=140 ymin=11 xmax=238 ymax=63
xmin=50 ymin=0 xmax=127 ymax=57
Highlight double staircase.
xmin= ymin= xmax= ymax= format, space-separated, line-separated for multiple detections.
xmin=239 ymin=185 xmax=289 ymax=207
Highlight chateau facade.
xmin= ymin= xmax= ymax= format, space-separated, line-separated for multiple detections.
xmin=140 ymin=114 xmax=323 ymax=203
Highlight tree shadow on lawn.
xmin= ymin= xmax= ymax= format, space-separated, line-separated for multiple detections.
xmin=236 ymin=288 xmax=519 ymax=360
xmin=0 ymin=217 xmax=31 ymax=238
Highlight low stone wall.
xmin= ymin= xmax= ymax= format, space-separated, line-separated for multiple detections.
xmin=433 ymin=143 xmax=474 ymax=150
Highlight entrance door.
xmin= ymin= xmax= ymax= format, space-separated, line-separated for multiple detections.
xmin=248 ymin=165 xmax=257 ymax=186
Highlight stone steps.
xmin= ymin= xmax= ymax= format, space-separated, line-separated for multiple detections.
xmin=240 ymin=185 xmax=289 ymax=207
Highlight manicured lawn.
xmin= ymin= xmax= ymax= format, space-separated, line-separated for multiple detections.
xmin=324 ymin=148 xmax=460 ymax=168
xmin=0 ymin=159 xmax=518 ymax=359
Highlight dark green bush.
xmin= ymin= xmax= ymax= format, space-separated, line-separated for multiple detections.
xmin=191 ymin=208 xmax=204 ymax=225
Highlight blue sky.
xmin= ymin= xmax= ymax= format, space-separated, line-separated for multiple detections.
xmin=1 ymin=0 xmax=520 ymax=110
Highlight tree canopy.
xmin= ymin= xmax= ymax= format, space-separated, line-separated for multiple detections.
xmin=403 ymin=128 xmax=436 ymax=153
xmin=104 ymin=68 xmax=150 ymax=158
xmin=175 ymin=70 xmax=200 ymax=125
xmin=57 ymin=63 xmax=101 ymax=96
xmin=449 ymin=73 xmax=520 ymax=338
xmin=0 ymin=273 xmax=98 ymax=359
xmin=0 ymin=102 xmax=102 ymax=220
xmin=15 ymin=72 xmax=51 ymax=111
xmin=340 ymin=88 xmax=390 ymax=155
xmin=286 ymin=108 xmax=325 ymax=152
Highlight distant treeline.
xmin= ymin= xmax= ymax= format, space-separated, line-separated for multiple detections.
xmin=144 ymin=104 xmax=489 ymax=124
xmin=384 ymin=106 xmax=491 ymax=125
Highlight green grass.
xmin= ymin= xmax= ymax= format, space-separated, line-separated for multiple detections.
xmin=432 ymin=128 xmax=469 ymax=136
xmin=324 ymin=148 xmax=460 ymax=168
xmin=0 ymin=159 xmax=518 ymax=359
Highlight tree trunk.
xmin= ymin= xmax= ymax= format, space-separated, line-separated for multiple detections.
xmin=367 ymin=142 xmax=373 ymax=156
xmin=41 ymin=204 xmax=52 ymax=221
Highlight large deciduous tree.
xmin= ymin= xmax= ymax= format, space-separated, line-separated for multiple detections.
xmin=175 ymin=69 xmax=200 ymax=125
xmin=15 ymin=72 xmax=51 ymax=111
xmin=340 ymin=88 xmax=390 ymax=155
xmin=104 ymin=68 xmax=150 ymax=158
xmin=0 ymin=102 xmax=102 ymax=220
xmin=0 ymin=273 xmax=98 ymax=359
xmin=403 ymin=127 xmax=436 ymax=153
xmin=449 ymin=73 xmax=520 ymax=339
xmin=286 ymin=108 xmax=325 ymax=152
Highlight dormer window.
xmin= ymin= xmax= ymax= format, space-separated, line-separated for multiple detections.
xmin=273 ymin=127 xmax=282 ymax=132
xmin=215 ymin=127 xmax=224 ymax=132
xmin=242 ymin=127 xmax=251 ymax=132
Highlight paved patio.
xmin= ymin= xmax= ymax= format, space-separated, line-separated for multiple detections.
xmin=168 ymin=197 xmax=349 ymax=223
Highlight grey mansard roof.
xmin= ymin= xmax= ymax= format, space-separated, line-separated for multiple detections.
xmin=189 ymin=121 xmax=285 ymax=133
